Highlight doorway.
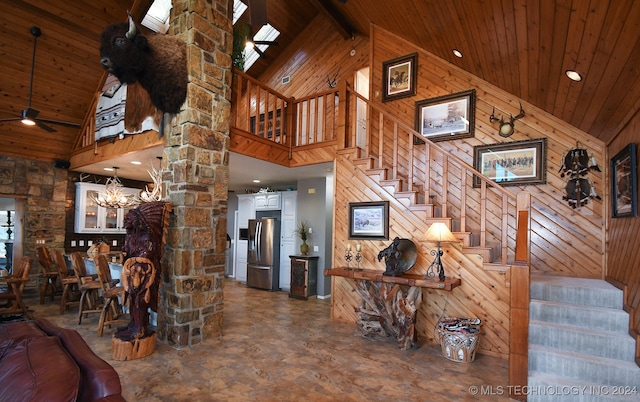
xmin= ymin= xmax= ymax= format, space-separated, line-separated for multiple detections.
xmin=0 ymin=197 xmax=23 ymax=274
xmin=354 ymin=67 xmax=370 ymax=151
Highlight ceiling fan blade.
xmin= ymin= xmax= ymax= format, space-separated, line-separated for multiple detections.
xmin=0 ymin=117 xmax=21 ymax=123
xmin=35 ymin=120 xmax=56 ymax=132
xmin=37 ymin=118 xmax=81 ymax=128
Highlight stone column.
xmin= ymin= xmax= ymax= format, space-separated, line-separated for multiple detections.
xmin=159 ymin=0 xmax=232 ymax=348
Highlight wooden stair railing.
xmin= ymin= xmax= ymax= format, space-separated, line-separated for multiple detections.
xmin=343 ymin=87 xmax=530 ymax=266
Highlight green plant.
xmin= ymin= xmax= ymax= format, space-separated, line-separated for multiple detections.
xmin=232 ymin=22 xmax=250 ymax=70
xmin=296 ymin=220 xmax=309 ymax=242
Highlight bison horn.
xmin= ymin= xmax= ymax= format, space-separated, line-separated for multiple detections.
xmin=126 ymin=12 xmax=137 ymax=40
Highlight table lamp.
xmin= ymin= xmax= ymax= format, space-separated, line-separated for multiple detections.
xmin=421 ymin=222 xmax=457 ymax=281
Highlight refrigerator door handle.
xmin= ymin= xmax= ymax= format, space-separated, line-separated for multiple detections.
xmin=256 ymin=221 xmax=262 ymax=258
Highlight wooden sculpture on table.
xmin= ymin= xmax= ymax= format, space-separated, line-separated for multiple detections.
xmin=111 ymin=201 xmax=171 ymax=361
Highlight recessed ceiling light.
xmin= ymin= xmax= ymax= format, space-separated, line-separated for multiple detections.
xmin=565 ymin=70 xmax=582 ymax=82
xmin=252 ymin=179 xmax=261 ymax=183
xmin=130 ymin=161 xmax=142 ymax=165
xmin=452 ymin=49 xmax=463 ymax=58
xmin=103 ymin=167 xmax=114 ymax=172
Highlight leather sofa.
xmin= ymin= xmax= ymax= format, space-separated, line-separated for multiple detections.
xmin=0 ymin=318 xmax=125 ymax=401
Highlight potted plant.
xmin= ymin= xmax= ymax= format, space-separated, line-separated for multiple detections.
xmin=296 ymin=220 xmax=310 ymax=255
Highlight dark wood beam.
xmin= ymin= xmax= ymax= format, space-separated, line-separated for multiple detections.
xmin=308 ymin=0 xmax=356 ymax=40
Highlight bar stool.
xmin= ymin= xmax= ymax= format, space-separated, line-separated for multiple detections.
xmin=53 ymin=250 xmax=80 ymax=315
xmin=94 ymin=254 xmax=129 ymax=336
xmin=69 ymin=252 xmax=103 ymax=324
xmin=35 ymin=246 xmax=59 ymax=304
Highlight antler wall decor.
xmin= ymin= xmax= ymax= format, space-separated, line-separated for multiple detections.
xmin=489 ymin=103 xmax=525 ymax=137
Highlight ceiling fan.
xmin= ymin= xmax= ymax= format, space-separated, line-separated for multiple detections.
xmin=0 ymin=27 xmax=80 ymax=133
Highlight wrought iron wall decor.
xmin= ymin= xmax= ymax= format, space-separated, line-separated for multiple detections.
xmin=559 ymin=142 xmax=601 ymax=208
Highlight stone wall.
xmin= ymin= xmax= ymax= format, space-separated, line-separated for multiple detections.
xmin=158 ymin=0 xmax=232 ymax=348
xmin=0 ymin=156 xmax=68 ymax=280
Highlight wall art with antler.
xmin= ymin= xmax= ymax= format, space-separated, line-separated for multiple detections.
xmin=489 ymin=103 xmax=525 ymax=137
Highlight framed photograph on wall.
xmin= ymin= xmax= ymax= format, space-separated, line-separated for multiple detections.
xmin=414 ymin=89 xmax=476 ymax=142
xmin=382 ymin=53 xmax=417 ymax=102
xmin=348 ymin=201 xmax=389 ymax=240
xmin=473 ymin=138 xmax=547 ymax=187
xmin=611 ymin=142 xmax=638 ymax=218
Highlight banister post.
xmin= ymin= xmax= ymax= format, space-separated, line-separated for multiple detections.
xmin=336 ymin=80 xmax=349 ymax=150
xmin=509 ymin=190 xmax=531 ymax=401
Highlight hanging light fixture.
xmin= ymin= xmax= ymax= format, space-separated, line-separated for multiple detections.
xmin=90 ymin=167 xmax=139 ymax=209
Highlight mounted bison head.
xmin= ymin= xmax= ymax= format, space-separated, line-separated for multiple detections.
xmin=100 ymin=14 xmax=187 ymax=114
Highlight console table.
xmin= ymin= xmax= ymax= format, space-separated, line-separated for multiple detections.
xmin=325 ymin=267 xmax=461 ymax=350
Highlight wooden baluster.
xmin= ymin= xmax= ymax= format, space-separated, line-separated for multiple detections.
xmin=502 ymin=193 xmax=509 ymax=264
xmin=441 ymin=156 xmax=449 ymax=218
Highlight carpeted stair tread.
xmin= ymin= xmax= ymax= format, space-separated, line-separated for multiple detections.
xmin=529 ymin=299 xmax=628 ymax=332
xmin=530 ymin=276 xmax=622 ymax=309
xmin=529 ymin=344 xmax=640 ymax=387
xmin=529 ymin=319 xmax=635 ymax=361
xmin=528 ymin=370 xmax=640 ymax=401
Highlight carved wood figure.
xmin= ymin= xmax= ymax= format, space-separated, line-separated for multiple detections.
xmin=115 ymin=201 xmax=171 ymax=342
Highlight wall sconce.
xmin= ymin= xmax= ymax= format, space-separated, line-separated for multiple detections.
xmin=421 ymin=222 xmax=457 ymax=281
xmin=489 ymin=103 xmax=525 ymax=137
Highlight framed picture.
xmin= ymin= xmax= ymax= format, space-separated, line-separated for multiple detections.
xmin=348 ymin=201 xmax=389 ymax=240
xmin=382 ymin=53 xmax=417 ymax=102
xmin=414 ymin=89 xmax=476 ymax=142
xmin=611 ymin=142 xmax=637 ymax=218
xmin=473 ymin=138 xmax=547 ymax=187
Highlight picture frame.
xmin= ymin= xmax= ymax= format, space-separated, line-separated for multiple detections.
xmin=348 ymin=201 xmax=389 ymax=240
xmin=414 ymin=89 xmax=476 ymax=142
xmin=473 ymin=138 xmax=547 ymax=187
xmin=611 ymin=142 xmax=637 ymax=218
xmin=382 ymin=53 xmax=417 ymax=102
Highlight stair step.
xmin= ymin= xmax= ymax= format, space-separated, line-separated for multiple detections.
xmin=528 ymin=344 xmax=640 ymax=388
xmin=530 ymin=299 xmax=629 ymax=333
xmin=408 ymin=204 xmax=436 ymax=218
xmin=530 ymin=276 xmax=623 ymax=309
xmin=529 ymin=320 xmax=635 ymax=361
xmin=380 ymin=178 xmax=402 ymax=193
xmin=528 ymin=371 xmax=640 ymax=402
xmin=394 ymin=191 xmax=418 ymax=207
xmin=352 ymin=157 xmax=374 ymax=169
xmin=366 ymin=167 xmax=388 ymax=182
xmin=454 ymin=232 xmax=479 ymax=247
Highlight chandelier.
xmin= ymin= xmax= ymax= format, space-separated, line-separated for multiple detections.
xmin=90 ymin=167 xmax=140 ymax=209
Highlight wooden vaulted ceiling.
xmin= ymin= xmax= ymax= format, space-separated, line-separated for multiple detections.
xmin=0 ymin=0 xmax=638 ymax=168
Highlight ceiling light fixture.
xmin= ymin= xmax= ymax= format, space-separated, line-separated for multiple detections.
xmin=20 ymin=109 xmax=36 ymax=125
xmin=131 ymin=161 xmax=142 ymax=165
xmin=452 ymin=49 xmax=463 ymax=58
xmin=90 ymin=167 xmax=139 ymax=209
xmin=252 ymin=179 xmax=261 ymax=183
xmin=565 ymin=70 xmax=582 ymax=82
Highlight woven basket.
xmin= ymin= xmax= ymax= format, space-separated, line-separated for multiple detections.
xmin=436 ymin=318 xmax=481 ymax=363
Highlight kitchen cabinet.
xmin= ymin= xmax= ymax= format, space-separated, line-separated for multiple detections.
xmin=254 ymin=193 xmax=281 ymax=210
xmin=289 ymin=255 xmax=318 ymax=300
xmin=279 ymin=191 xmax=296 ymax=290
xmin=236 ymin=194 xmax=255 ymax=229
xmin=74 ymin=182 xmax=139 ymax=234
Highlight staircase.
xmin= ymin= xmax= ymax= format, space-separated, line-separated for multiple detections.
xmin=528 ymin=276 xmax=640 ymax=401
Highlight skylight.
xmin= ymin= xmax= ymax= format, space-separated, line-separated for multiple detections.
xmin=233 ymin=0 xmax=248 ymax=25
xmin=243 ymin=23 xmax=280 ymax=71
xmin=141 ymin=0 xmax=172 ymax=33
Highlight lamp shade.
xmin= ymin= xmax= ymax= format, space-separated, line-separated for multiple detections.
xmin=421 ymin=222 xmax=458 ymax=243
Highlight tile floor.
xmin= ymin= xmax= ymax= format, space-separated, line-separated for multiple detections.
xmin=24 ymin=279 xmax=509 ymax=401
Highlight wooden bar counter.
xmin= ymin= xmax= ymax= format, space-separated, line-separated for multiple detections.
xmin=325 ymin=267 xmax=461 ymax=350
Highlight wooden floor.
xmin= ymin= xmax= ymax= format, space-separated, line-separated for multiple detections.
xmin=24 ymin=279 xmax=509 ymax=401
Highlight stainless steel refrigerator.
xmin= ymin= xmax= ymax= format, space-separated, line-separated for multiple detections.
xmin=247 ymin=217 xmax=280 ymax=291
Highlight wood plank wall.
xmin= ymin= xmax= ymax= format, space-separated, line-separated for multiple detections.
xmin=606 ymin=110 xmax=640 ymax=359
xmin=258 ymin=14 xmax=370 ymax=98
xmin=369 ymin=25 xmax=606 ymax=279
xmin=254 ymin=15 xmax=610 ymax=357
